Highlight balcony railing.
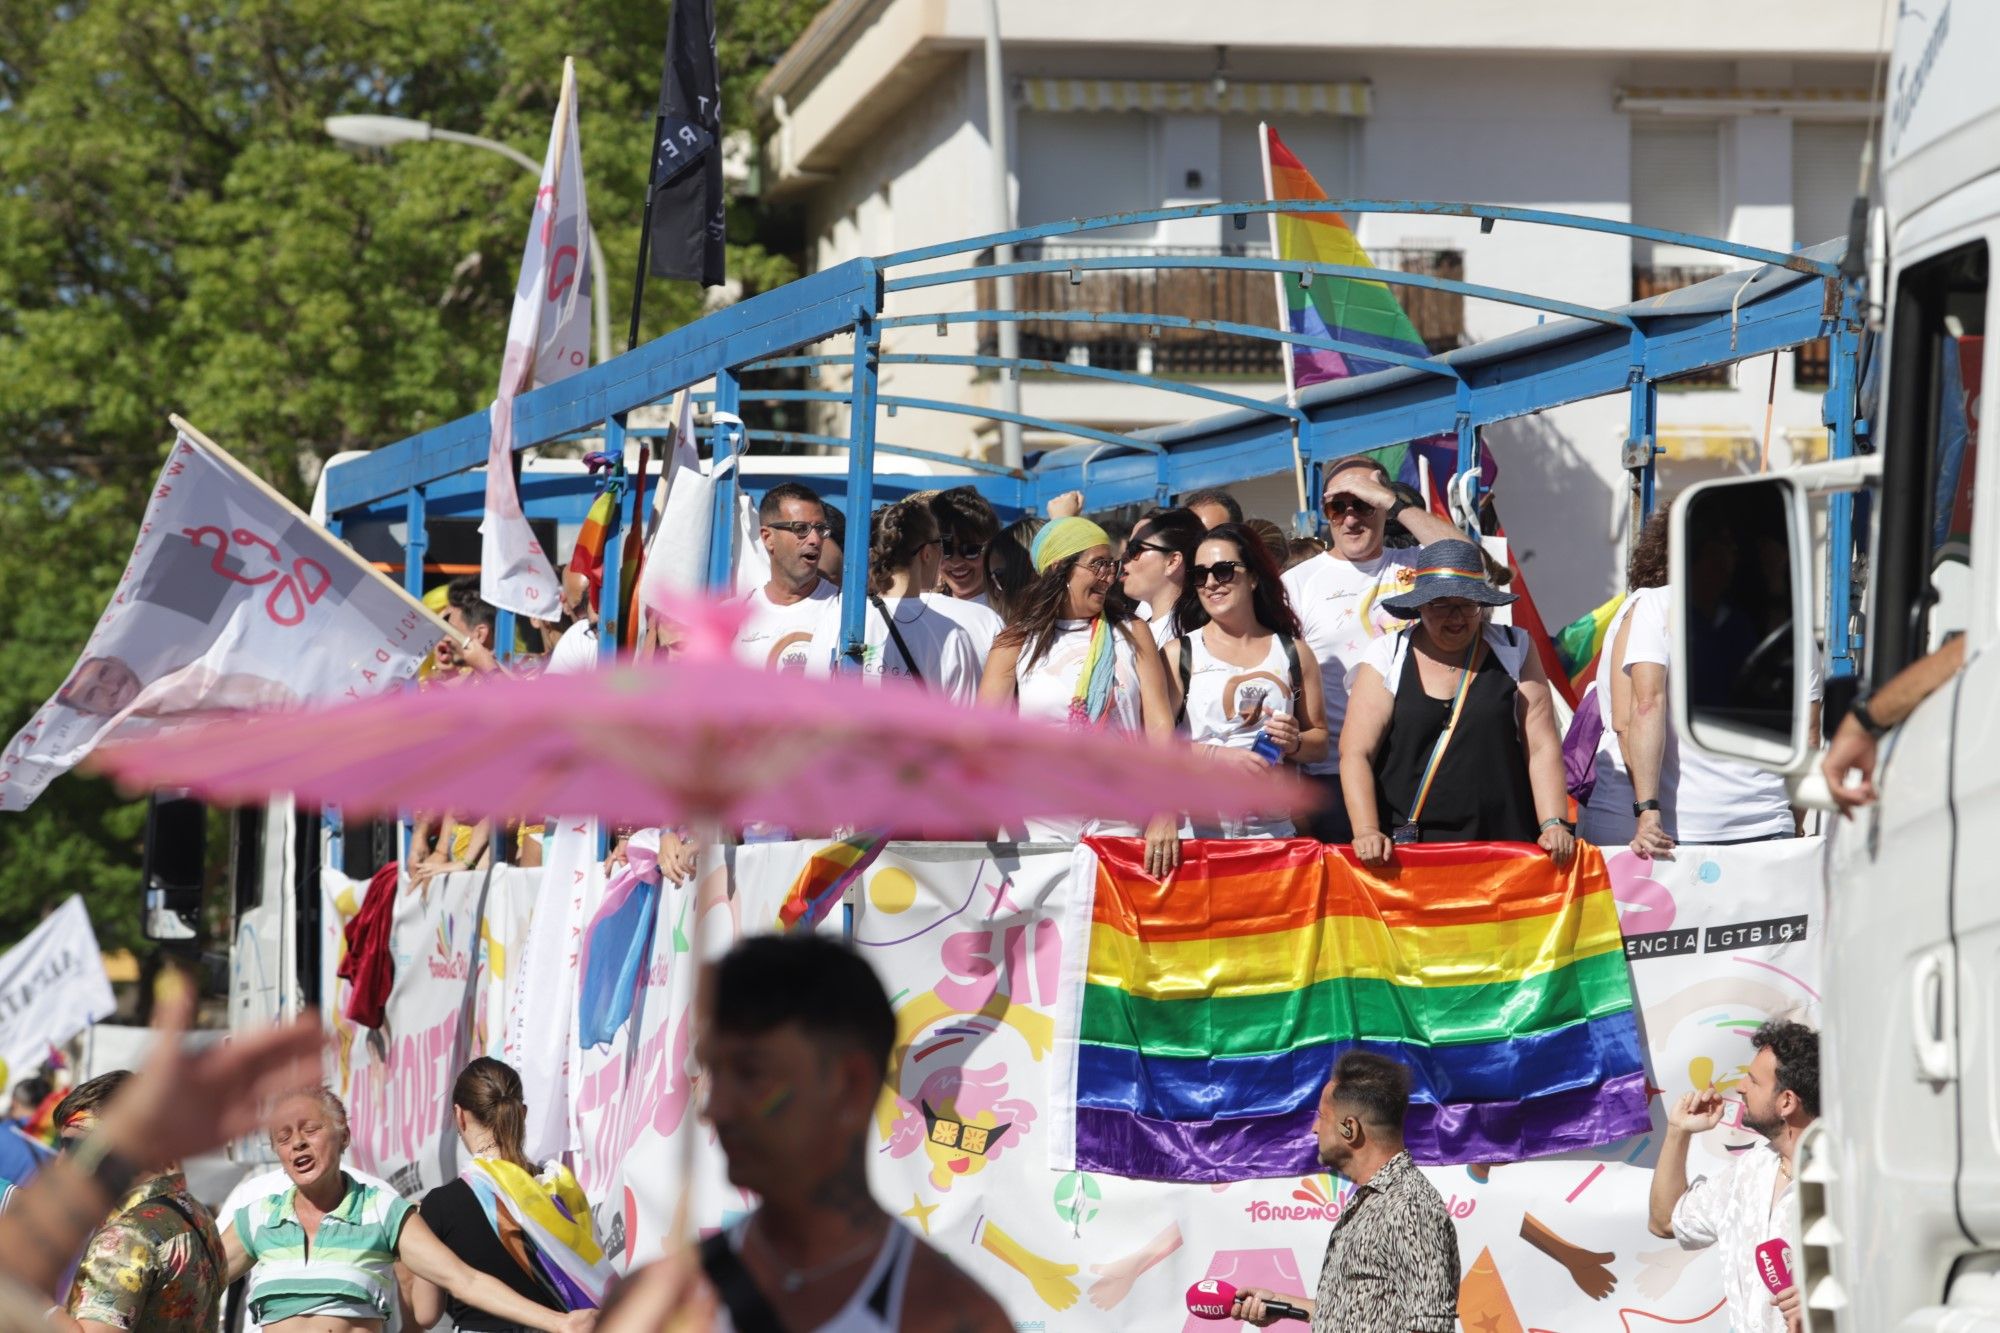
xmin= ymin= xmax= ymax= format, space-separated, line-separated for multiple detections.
xmin=1632 ymin=265 xmax=1734 ymax=388
xmin=974 ymin=242 xmax=1467 ymax=379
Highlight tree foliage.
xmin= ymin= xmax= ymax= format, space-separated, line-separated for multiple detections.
xmin=0 ymin=0 xmax=827 ymax=951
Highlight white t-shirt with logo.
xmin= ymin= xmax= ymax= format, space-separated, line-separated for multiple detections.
xmin=1280 ymin=548 xmax=1423 ymax=775
xmin=923 ymin=593 xmax=1005 ymax=668
xmin=733 ymin=580 xmax=837 ymax=673
xmin=1580 ymin=585 xmax=1817 ymax=844
xmin=807 ymin=596 xmax=979 ymax=703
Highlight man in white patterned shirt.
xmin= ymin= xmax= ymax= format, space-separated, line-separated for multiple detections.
xmin=1648 ymin=1020 xmax=1818 ymax=1333
xmin=1232 ymin=1052 xmax=1460 ymax=1333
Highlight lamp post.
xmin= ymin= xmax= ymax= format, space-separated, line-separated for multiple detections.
xmin=325 ymin=114 xmax=614 ymax=366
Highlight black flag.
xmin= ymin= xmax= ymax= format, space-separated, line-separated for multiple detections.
xmin=647 ymin=0 xmax=724 ymax=287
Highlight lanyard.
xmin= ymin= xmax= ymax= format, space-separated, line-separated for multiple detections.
xmin=1406 ymin=635 xmax=1480 ymax=827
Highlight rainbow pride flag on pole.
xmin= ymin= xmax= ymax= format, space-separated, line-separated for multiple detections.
xmin=1053 ymin=839 xmax=1649 ymax=1179
xmin=776 ymin=832 xmax=889 ymax=931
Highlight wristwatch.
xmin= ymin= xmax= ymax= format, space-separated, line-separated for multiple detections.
xmin=1851 ymin=696 xmax=1892 ymax=740
xmin=1632 ymin=799 xmax=1661 ymax=817
xmin=1386 ymin=496 xmax=1414 ymax=525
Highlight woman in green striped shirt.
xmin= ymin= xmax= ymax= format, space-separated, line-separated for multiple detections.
xmin=216 ymin=1088 xmax=596 ymax=1333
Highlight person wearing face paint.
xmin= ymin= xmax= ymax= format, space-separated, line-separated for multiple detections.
xmin=1162 ymin=525 xmax=1329 ymax=838
xmin=1281 ymin=456 xmax=1463 ymax=843
xmin=734 ymin=483 xmax=839 ymax=673
xmin=217 ymin=1087 xmax=596 ymax=1333
xmin=1119 ymin=507 xmax=1205 ymax=649
xmin=977 ymin=517 xmax=1182 ymax=875
xmin=681 ymin=934 xmax=1012 ymax=1333
xmin=1648 ymin=1021 xmax=1819 ymax=1333
xmin=1337 ymin=538 xmax=1574 ymax=868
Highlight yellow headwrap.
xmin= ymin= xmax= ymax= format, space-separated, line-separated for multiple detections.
xmin=1031 ymin=517 xmax=1112 ymax=573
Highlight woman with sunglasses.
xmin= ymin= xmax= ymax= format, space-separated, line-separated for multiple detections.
xmin=1119 ymin=507 xmax=1205 ymax=649
xmin=807 ymin=498 xmax=979 ymax=702
xmin=978 ymin=517 xmax=1181 ymax=876
xmin=922 ymin=487 xmax=1007 ymax=667
xmin=1162 ymin=525 xmax=1330 ymax=838
xmin=1336 ymin=538 xmax=1574 ymax=869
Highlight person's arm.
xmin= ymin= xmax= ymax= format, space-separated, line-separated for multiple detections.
xmin=1325 ymin=471 xmax=1459 ymax=546
xmin=401 ymin=1261 xmax=447 ymax=1329
xmin=460 ymin=818 xmax=494 ymax=871
xmin=940 ymin=630 xmax=980 ymax=706
xmin=396 ymin=1213 xmax=591 ymax=1333
xmin=220 ymin=1220 xmax=254 ymax=1286
xmin=1397 ymin=1204 xmax=1463 ymax=1333
xmin=1648 ymin=1090 xmax=1725 ymax=1239
xmin=1126 ymin=624 xmax=1182 ymax=880
xmin=1045 ymin=490 xmax=1085 ymax=519
xmin=1338 ymin=665 xmax=1395 ymax=865
xmin=1824 ymin=634 xmax=1967 ymax=812
xmin=1514 ymin=651 xmax=1575 ymax=869
xmin=1624 ymin=660 xmax=1676 ymax=857
xmin=1160 ymin=636 xmax=1188 ymax=722
xmin=1254 ymin=638 xmax=1329 ymax=768
xmin=977 ymin=639 xmax=1023 ymax=710
xmin=1230 ymin=1287 xmax=1316 ymax=1328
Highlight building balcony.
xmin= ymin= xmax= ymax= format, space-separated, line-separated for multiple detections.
xmin=974 ymin=242 xmax=1466 ymax=381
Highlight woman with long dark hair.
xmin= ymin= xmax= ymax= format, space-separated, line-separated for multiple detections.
xmin=806 ymin=498 xmax=979 ymax=702
xmin=983 ymin=515 xmax=1044 ymax=623
xmin=1163 ymin=525 xmax=1329 ymax=838
xmin=406 ymin=1058 xmax=613 ymax=1330
xmin=1119 ymin=507 xmax=1205 ymax=649
xmin=978 ymin=517 xmax=1180 ymax=875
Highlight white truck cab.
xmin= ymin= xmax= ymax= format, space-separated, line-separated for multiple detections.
xmin=1670 ymin=4 xmax=2000 ymax=1326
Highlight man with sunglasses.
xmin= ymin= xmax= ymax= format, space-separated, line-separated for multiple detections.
xmin=736 ymin=482 xmax=840 ymax=673
xmin=1281 ymin=456 xmax=1461 ymax=842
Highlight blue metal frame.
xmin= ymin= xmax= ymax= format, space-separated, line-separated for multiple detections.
xmin=320 ymin=200 xmax=1860 ymax=691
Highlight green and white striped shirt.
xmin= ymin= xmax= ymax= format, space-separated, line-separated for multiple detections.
xmin=230 ymin=1173 xmax=414 ymax=1323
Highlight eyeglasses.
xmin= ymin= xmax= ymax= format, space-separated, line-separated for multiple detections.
xmin=1422 ymin=600 xmax=1479 ymax=619
xmin=1191 ymin=561 xmax=1247 ymax=587
xmin=922 ymin=1101 xmax=1010 ymax=1156
xmin=1321 ymin=496 xmax=1376 ymax=519
xmin=766 ymin=521 xmax=833 ymax=539
xmin=940 ymin=540 xmax=986 ymax=560
xmin=1079 ymin=557 xmax=1119 ymax=578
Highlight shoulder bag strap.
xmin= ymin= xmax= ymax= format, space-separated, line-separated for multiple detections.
xmin=870 ymin=594 xmax=926 ymax=686
xmin=1405 ymin=636 xmax=1481 ymax=829
xmin=1173 ymin=634 xmax=1194 ymax=729
xmin=156 ymin=1192 xmax=224 ymax=1280
xmin=1282 ymin=633 xmax=1303 ymax=703
xmin=698 ymin=1233 xmax=789 ymax=1333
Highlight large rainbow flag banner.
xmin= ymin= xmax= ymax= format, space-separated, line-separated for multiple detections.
xmin=1053 ymin=839 xmax=1650 ymax=1180
xmin=1264 ymin=126 xmax=1430 ymax=387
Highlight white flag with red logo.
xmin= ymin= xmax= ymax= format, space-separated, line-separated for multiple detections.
xmin=0 ymin=429 xmax=447 ymax=811
xmin=481 ymin=56 xmax=594 ymax=618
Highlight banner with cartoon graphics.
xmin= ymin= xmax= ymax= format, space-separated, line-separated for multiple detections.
xmin=319 ymin=835 xmax=1820 ymax=1328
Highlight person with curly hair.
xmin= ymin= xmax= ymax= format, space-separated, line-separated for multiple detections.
xmin=806 ymin=498 xmax=978 ymax=702
xmin=1648 ymin=1020 xmax=1818 ymax=1333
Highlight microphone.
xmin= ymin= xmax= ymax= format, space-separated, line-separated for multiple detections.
xmin=1186 ymin=1278 xmax=1310 ymax=1323
xmin=1754 ymin=1238 xmax=1794 ymax=1294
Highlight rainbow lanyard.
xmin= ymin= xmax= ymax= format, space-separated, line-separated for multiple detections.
xmin=1404 ymin=635 xmax=1480 ymax=829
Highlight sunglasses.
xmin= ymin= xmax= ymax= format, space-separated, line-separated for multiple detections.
xmin=765 ymin=521 xmax=833 ymax=539
xmin=922 ymin=1101 xmax=1010 ymax=1156
xmin=1191 ymin=561 xmax=1248 ymax=587
xmin=1121 ymin=540 xmax=1170 ymax=562
xmin=1321 ymin=496 xmax=1377 ymax=519
xmin=940 ymin=540 xmax=986 ymax=560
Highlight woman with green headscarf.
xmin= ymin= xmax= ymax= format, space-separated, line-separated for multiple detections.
xmin=977 ymin=517 xmax=1181 ymax=876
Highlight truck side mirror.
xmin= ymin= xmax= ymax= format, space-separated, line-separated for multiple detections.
xmin=1669 ymin=475 xmax=1817 ymax=776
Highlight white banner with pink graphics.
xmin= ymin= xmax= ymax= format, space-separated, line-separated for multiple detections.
xmin=323 ymin=836 xmax=1821 ymax=1329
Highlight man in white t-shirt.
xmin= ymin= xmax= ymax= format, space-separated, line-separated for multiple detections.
xmin=1280 ymin=455 xmax=1461 ymax=841
xmin=734 ymin=482 xmax=839 ymax=672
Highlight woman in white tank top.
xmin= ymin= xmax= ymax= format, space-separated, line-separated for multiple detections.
xmin=1162 ymin=526 xmax=1330 ymax=839
xmin=978 ymin=517 xmax=1181 ymax=876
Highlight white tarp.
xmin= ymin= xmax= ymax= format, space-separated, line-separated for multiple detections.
xmin=0 ymin=896 xmax=115 ymax=1079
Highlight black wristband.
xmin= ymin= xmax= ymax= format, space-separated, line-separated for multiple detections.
xmin=1632 ymin=799 xmax=1661 ymax=817
xmin=1386 ymin=497 xmax=1413 ymax=525
xmin=1851 ymin=696 xmax=1892 ymax=740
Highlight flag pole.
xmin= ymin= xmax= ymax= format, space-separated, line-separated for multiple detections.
xmin=1259 ymin=123 xmax=1312 ymax=531
xmin=167 ymin=414 xmax=455 ymax=639
xmin=627 ymin=110 xmax=667 ymax=355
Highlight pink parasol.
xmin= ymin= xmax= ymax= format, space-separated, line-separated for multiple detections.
xmin=89 ymin=597 xmax=1307 ymax=839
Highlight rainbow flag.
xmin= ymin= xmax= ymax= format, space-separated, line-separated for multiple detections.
xmin=776 ymin=832 xmax=888 ymax=931
xmin=567 ymin=489 xmax=644 ymax=647
xmin=1264 ymin=127 xmax=1429 ymax=386
xmin=1055 ymin=839 xmax=1649 ymax=1179
xmin=1555 ymin=594 xmax=1626 ymax=699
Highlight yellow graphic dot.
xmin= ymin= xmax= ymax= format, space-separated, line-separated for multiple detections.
xmin=869 ymin=866 xmax=918 ymax=914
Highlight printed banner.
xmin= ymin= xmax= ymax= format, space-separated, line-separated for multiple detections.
xmin=0 ymin=431 xmax=442 ymax=809
xmin=333 ymin=836 xmax=1821 ymax=1329
xmin=482 ymin=56 xmax=593 ymax=618
xmin=0 ymin=896 xmax=115 ymax=1079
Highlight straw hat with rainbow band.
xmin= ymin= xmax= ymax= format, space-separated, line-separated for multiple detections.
xmin=1379 ymin=538 xmax=1517 ymax=615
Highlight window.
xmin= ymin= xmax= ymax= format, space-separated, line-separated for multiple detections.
xmin=1216 ymin=114 xmax=1352 ymax=216
xmin=1876 ymin=241 xmax=1987 ymax=673
xmin=1016 ymin=111 xmax=1156 ymax=242
xmin=1630 ymin=121 xmax=1722 ymax=266
xmin=1792 ymin=122 xmax=1868 ymax=252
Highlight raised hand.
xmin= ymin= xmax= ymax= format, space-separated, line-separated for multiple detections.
xmin=1667 ymin=1088 xmax=1726 ymax=1134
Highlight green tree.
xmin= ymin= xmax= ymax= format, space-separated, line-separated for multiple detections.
xmin=0 ymin=0 xmax=827 ymax=951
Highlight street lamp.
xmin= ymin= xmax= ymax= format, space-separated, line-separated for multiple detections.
xmin=325 ymin=114 xmax=614 ymax=366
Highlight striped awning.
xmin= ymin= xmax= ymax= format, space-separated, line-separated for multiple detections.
xmin=1018 ymin=78 xmax=1371 ymax=117
xmin=1614 ymin=86 xmax=1880 ymax=119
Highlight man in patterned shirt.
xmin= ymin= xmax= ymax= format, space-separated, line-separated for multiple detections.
xmin=48 ymin=1071 xmax=225 ymax=1333
xmin=1232 ymin=1052 xmax=1460 ymax=1332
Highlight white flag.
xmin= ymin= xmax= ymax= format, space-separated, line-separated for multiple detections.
xmin=482 ymin=56 xmax=594 ymax=618
xmin=0 ymin=429 xmax=447 ymax=810
xmin=0 ymin=897 xmax=115 ymax=1077
xmin=636 ymin=390 xmax=711 ymax=616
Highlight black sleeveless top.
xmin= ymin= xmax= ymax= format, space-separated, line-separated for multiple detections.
xmin=1371 ymin=628 xmax=1539 ymax=843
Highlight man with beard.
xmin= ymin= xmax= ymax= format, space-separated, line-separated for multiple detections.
xmin=1648 ymin=1020 xmax=1817 ymax=1333
xmin=735 ymin=483 xmax=839 ymax=673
